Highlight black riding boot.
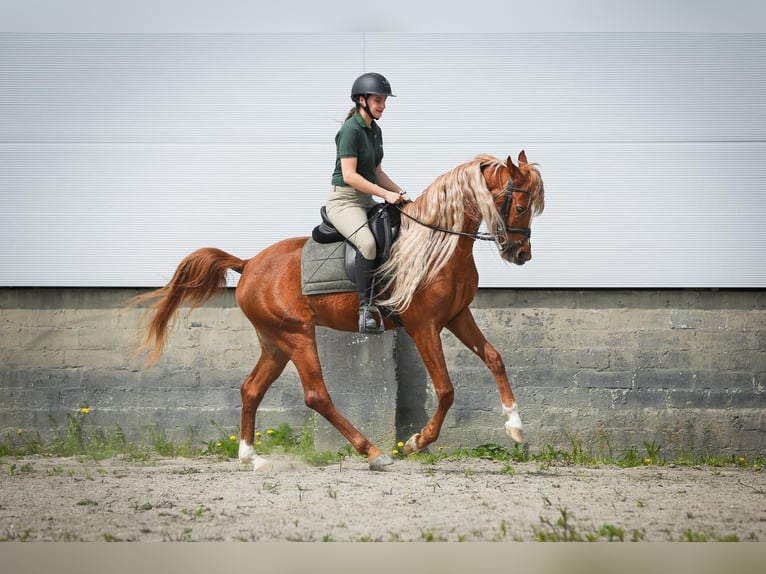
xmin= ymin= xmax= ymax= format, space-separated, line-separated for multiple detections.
xmin=355 ymin=253 xmax=384 ymax=334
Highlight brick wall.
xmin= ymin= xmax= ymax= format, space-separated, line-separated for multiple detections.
xmin=1 ymin=288 xmax=763 ymax=458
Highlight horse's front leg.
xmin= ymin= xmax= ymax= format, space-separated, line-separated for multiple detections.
xmin=446 ymin=308 xmax=524 ymax=443
xmin=403 ymin=326 xmax=455 ymax=454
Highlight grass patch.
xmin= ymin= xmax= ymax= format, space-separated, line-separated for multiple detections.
xmin=2 ymin=412 xmax=763 ymax=472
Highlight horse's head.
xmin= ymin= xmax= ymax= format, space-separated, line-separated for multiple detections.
xmin=484 ymin=151 xmax=545 ymax=265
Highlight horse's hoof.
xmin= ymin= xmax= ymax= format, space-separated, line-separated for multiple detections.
xmin=503 ymin=403 xmax=524 ymax=444
xmin=403 ymin=433 xmax=421 ymax=455
xmin=505 ymin=425 xmax=524 ymax=443
xmin=251 ymin=455 xmax=274 ymax=473
xmin=369 ymin=453 xmax=394 ymax=471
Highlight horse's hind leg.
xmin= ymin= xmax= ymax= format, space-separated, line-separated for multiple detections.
xmin=289 ymin=335 xmax=394 ymax=470
xmin=238 ymin=344 xmax=289 ymax=466
xmin=446 ymin=308 xmax=523 ymax=443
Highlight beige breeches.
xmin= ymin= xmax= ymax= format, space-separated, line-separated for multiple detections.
xmin=325 ymin=185 xmax=378 ymax=261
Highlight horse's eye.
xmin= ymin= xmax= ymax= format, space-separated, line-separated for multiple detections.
xmin=515 ymin=205 xmax=528 ymax=215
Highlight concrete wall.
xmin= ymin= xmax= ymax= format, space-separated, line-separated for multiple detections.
xmin=1 ymin=288 xmax=763 ymax=458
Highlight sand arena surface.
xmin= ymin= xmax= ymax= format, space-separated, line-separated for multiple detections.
xmin=1 ymin=453 xmax=765 ymax=542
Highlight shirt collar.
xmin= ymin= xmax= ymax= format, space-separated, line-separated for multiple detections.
xmin=352 ymin=111 xmax=375 ymax=130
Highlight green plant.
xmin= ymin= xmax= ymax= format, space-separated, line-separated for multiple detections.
xmin=617 ymin=445 xmax=642 ymax=468
xmin=470 ymin=443 xmax=512 ymax=461
xmin=643 ymin=440 xmax=663 ymax=465
xmin=203 ymin=420 xmax=240 ymax=459
xmin=533 ymin=508 xmax=583 ymax=542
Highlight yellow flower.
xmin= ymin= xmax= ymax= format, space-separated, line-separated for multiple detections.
xmin=216 ymin=442 xmax=222 ymax=447
xmin=229 ymin=435 xmax=237 ymax=441
xmin=392 ymin=449 xmax=399 ymax=455
xmin=644 ymin=458 xmax=652 ymax=464
xmin=255 ymin=440 xmax=262 ymax=446
xmin=738 ymin=457 xmax=746 ymax=463
xmin=16 ymin=429 xmax=23 ymax=435
xmin=397 ymin=441 xmax=404 ymax=448
xmin=266 ymin=429 xmax=274 ymax=435
xmin=80 ymin=407 xmax=90 ymax=414
xmin=255 ymin=431 xmax=261 ymax=437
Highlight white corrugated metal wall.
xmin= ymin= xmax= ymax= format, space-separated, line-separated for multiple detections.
xmin=1 ymin=33 xmax=764 ymax=287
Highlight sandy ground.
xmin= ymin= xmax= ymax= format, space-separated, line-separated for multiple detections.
xmin=1 ymin=454 xmax=764 ymax=542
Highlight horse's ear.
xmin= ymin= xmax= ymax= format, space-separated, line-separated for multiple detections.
xmin=506 ymin=155 xmax=520 ymax=177
xmin=518 ymin=150 xmax=528 ymax=165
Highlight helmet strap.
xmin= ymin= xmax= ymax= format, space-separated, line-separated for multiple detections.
xmin=357 ymin=96 xmax=376 ymax=123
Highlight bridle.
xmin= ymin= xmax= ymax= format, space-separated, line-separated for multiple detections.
xmin=395 ymin=176 xmax=533 ymax=253
xmin=494 ymin=181 xmax=532 ymax=253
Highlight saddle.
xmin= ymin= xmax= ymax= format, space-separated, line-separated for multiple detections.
xmin=311 ymin=202 xmax=402 ymax=282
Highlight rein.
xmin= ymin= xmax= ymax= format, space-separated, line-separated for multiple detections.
xmin=395 ymin=180 xmax=533 ymax=245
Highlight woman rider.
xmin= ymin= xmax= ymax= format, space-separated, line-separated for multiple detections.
xmin=326 ymin=72 xmax=410 ymax=333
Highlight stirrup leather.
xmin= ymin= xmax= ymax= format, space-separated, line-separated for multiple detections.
xmin=358 ymin=305 xmax=384 ymax=334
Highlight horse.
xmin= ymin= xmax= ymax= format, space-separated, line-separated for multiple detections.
xmin=132 ymin=151 xmax=545 ymax=470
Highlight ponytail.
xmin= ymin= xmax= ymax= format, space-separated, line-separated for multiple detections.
xmin=345 ymin=104 xmax=359 ymax=121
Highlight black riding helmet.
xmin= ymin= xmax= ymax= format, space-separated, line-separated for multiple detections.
xmin=351 ymin=73 xmax=395 ymax=120
xmin=351 ymin=72 xmax=396 ymax=100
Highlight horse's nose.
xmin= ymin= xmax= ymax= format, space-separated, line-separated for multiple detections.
xmin=515 ymin=250 xmax=531 ymax=265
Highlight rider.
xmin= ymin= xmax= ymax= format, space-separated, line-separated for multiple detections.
xmin=326 ymin=72 xmax=410 ymax=333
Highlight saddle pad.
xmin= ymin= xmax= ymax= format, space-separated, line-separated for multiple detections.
xmin=301 ymin=239 xmax=356 ymax=295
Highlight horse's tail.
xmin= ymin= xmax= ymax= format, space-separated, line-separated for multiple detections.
xmin=129 ymin=247 xmax=246 ymax=365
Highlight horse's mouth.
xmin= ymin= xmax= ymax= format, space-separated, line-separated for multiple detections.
xmin=502 ymin=245 xmax=531 ymax=265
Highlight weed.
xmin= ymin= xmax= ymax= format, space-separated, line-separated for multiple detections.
xmin=420 ymin=529 xmax=446 ymax=542
xmin=0 ymin=526 xmax=37 ymax=542
xmin=534 ymin=508 xmax=583 ymax=542
xmin=163 ymin=528 xmax=193 ymax=542
xmin=172 ymin=466 xmax=201 ymax=475
xmin=617 ymin=446 xmax=642 ymax=468
xmin=498 ymin=519 xmax=508 ymax=538
xmin=598 ymin=524 xmax=625 ymax=541
xmin=678 ymin=529 xmax=740 ymax=542
xmin=46 ymin=465 xmax=64 ymax=477
xmin=1 ymin=414 xmax=762 ymax=474
xmin=470 ymin=443 xmax=512 ymax=461
xmin=643 ymin=440 xmax=663 ymax=465
xmin=262 ymin=480 xmax=281 ymax=494
xmin=203 ymin=420 xmax=240 ymax=459
xmin=181 ymin=506 xmax=207 ymax=519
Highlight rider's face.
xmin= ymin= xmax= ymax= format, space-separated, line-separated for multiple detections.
xmin=361 ymin=95 xmax=387 ymax=119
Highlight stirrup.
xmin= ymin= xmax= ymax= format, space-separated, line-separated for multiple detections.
xmin=358 ymin=305 xmax=384 ymax=334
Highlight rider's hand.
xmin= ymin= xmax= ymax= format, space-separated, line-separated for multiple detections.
xmin=386 ymin=191 xmax=403 ymax=204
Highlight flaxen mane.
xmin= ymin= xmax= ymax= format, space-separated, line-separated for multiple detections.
xmin=375 ymin=155 xmax=509 ymax=312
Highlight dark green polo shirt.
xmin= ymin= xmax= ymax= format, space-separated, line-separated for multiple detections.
xmin=331 ymin=112 xmax=384 ymax=187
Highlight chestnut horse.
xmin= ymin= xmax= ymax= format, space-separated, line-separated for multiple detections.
xmin=133 ymin=152 xmax=544 ymax=470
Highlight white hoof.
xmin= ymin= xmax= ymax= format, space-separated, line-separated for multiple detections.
xmin=239 ymin=442 xmax=273 ymax=472
xmin=251 ymin=455 xmax=273 ymax=473
xmin=506 ymin=425 xmax=524 ymax=443
xmin=503 ymin=403 xmax=524 ymax=444
xmin=403 ymin=433 xmax=421 ymax=455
